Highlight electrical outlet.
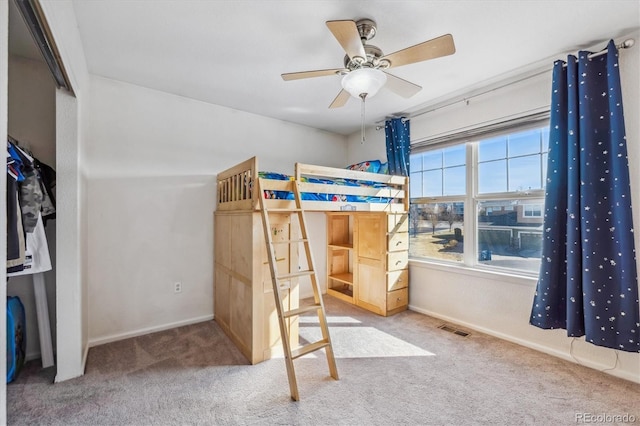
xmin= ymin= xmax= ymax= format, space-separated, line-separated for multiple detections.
xmin=174 ymin=282 xmax=182 ymax=293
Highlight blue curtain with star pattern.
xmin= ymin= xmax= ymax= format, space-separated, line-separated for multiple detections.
xmin=530 ymin=40 xmax=639 ymax=352
xmin=385 ymin=118 xmax=410 ymax=176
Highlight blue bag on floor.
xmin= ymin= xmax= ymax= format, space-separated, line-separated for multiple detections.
xmin=7 ymin=296 xmax=27 ymax=383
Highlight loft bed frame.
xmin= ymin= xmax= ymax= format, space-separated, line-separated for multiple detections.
xmin=216 ymin=156 xmax=409 ymax=213
xmin=214 ymin=156 xmax=410 ymax=363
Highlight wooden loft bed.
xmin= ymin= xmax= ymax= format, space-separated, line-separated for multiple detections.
xmin=216 ymin=156 xmax=409 ymax=213
xmin=213 ymin=156 xmax=410 ymax=364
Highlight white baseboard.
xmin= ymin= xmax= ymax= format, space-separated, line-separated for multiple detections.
xmin=88 ymin=315 xmax=214 ymax=348
xmin=408 ymin=304 xmax=640 ymax=384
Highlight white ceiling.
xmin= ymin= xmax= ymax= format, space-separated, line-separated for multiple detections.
xmin=10 ymin=1 xmax=640 ymax=135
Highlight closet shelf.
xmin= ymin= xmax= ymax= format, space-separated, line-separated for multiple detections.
xmin=328 ymin=272 xmax=353 ymax=285
xmin=328 ymin=243 xmax=353 ymax=250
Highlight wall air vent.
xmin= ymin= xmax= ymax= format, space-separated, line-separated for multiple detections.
xmin=438 ymin=324 xmax=470 ymax=337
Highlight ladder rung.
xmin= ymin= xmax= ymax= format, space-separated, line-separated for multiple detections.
xmin=270 ymin=238 xmax=308 ymax=244
xmin=277 ymin=271 xmax=315 ymax=280
xmin=291 ymin=339 xmax=330 ymax=360
xmin=283 ymin=304 xmax=321 ymax=318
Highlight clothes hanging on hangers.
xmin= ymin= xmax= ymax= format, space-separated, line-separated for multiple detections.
xmin=7 ymin=141 xmax=26 ymax=273
xmin=7 ymin=193 xmax=26 ymax=273
xmin=8 ymin=212 xmax=52 ymax=277
xmin=35 ymin=158 xmax=56 ymax=224
xmin=6 ymin=137 xmax=56 ymax=275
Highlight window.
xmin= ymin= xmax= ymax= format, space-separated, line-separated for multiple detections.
xmin=410 ymin=145 xmax=466 ymax=197
xmin=409 ymin=125 xmax=549 ymax=274
xmin=409 ymin=201 xmax=464 ymax=263
xmin=523 ymin=204 xmax=542 ymax=217
xmin=478 ymin=128 xmax=548 ymax=193
xmin=410 ymin=144 xmax=466 ymax=264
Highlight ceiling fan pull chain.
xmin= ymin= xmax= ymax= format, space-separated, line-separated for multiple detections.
xmin=360 ymin=94 xmax=366 ymax=144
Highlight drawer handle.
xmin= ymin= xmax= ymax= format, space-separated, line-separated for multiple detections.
xmin=396 ymin=297 xmax=402 ymax=302
xmin=395 ymin=241 xmax=403 ymax=246
xmin=398 ymin=278 xmax=403 ymax=282
xmin=395 ymin=260 xmax=402 ymax=265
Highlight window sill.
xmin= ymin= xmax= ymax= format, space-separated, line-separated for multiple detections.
xmin=409 ymin=257 xmax=539 ymax=287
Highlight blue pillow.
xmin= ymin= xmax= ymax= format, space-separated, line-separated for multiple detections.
xmin=346 ymin=160 xmax=381 ymax=173
xmin=379 ymin=162 xmax=389 ymax=174
xmin=258 ymin=171 xmax=292 ymax=181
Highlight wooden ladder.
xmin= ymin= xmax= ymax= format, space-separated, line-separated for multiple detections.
xmin=257 ymin=177 xmax=339 ymax=401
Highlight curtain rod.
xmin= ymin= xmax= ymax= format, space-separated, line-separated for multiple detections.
xmin=562 ymin=38 xmax=635 ymax=66
xmin=375 ymin=116 xmax=407 ymax=130
xmin=376 ymin=38 xmax=635 ymax=129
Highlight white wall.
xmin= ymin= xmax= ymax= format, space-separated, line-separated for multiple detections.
xmin=39 ymin=0 xmax=91 ymax=382
xmin=346 ymin=124 xmax=387 ymax=166
xmin=363 ymin=32 xmax=640 ymax=383
xmin=55 ymin=89 xmax=84 ymax=381
xmin=6 ymin=55 xmax=57 ymax=361
xmin=8 ymin=56 xmax=56 ymax=165
xmin=85 ymin=76 xmax=347 ymax=345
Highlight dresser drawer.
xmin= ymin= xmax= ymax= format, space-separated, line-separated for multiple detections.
xmin=387 ymin=251 xmax=408 ymax=271
xmin=387 ymin=268 xmax=408 ymax=291
xmin=387 ymin=288 xmax=408 ymax=311
xmin=387 ymin=213 xmax=408 ymax=233
xmin=387 ymin=232 xmax=408 ymax=252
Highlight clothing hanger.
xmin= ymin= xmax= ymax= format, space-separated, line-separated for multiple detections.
xmin=7 ymin=135 xmax=35 ymax=162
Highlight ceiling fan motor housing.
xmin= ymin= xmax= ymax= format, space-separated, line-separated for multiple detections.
xmin=343 ymin=44 xmax=387 ymax=70
xmin=342 ymin=19 xmax=392 ymax=70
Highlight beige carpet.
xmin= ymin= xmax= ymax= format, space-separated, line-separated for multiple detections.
xmin=7 ymin=296 xmax=640 ymax=425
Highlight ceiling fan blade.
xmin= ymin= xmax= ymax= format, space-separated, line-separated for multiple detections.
xmin=326 ymin=20 xmax=367 ymax=61
xmin=383 ymin=34 xmax=455 ymax=68
xmin=383 ymin=72 xmax=422 ymax=98
xmin=281 ymin=68 xmax=346 ymax=81
xmin=329 ymin=89 xmax=351 ymax=109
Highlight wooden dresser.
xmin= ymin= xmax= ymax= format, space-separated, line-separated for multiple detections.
xmin=214 ymin=211 xmax=299 ymax=364
xmin=326 ymin=212 xmax=409 ymax=316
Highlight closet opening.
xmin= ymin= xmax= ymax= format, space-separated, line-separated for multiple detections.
xmin=6 ymin=0 xmax=75 ymax=385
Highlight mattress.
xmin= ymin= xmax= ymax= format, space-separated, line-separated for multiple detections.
xmin=259 ymin=171 xmax=394 ymax=203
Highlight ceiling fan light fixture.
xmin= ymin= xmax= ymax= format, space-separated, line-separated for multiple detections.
xmin=341 ymin=68 xmax=387 ymax=99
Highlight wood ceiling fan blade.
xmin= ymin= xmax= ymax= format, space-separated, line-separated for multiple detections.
xmin=326 ymin=20 xmax=367 ymax=61
xmin=281 ymin=68 xmax=346 ymax=81
xmin=383 ymin=72 xmax=422 ymax=98
xmin=329 ymin=89 xmax=351 ymax=109
xmin=383 ymin=34 xmax=455 ymax=68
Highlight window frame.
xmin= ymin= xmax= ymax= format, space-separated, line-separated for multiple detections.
xmin=409 ymin=119 xmax=549 ymax=277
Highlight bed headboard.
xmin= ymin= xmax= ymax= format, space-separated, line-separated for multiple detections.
xmin=216 ymin=156 xmax=258 ymax=210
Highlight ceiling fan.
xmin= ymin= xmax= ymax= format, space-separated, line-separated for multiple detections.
xmin=281 ymin=19 xmax=456 ymax=108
